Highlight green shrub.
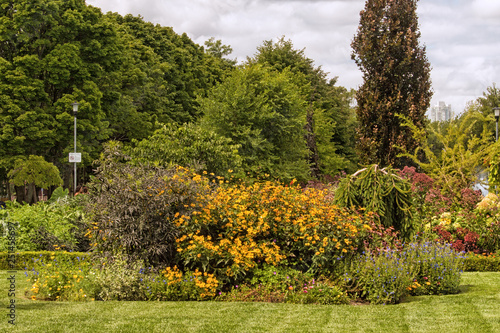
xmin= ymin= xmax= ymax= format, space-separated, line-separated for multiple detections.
xmin=129 ymin=123 xmax=243 ymax=179
xmin=0 ymin=251 xmax=89 ymax=270
xmin=91 ymin=254 xmax=147 ymax=301
xmin=285 ymin=279 xmax=350 ymax=305
xmin=463 ymin=253 xmax=500 ymax=272
xmin=217 ymin=265 xmax=349 ymax=305
xmin=0 ymin=200 xmax=86 ymax=252
xmin=249 ymin=264 xmax=313 ymax=293
xmin=47 ymin=187 xmax=70 ymax=203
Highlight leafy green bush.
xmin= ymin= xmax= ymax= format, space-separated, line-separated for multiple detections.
xmin=286 ymin=280 xmax=349 ymax=305
xmin=129 ymin=123 xmax=243 ymax=179
xmin=249 ymin=264 xmax=313 ymax=293
xmin=86 ymin=141 xmax=211 ymax=266
xmin=334 ymin=165 xmax=414 ymax=239
xmin=47 ymin=187 xmax=70 ymax=203
xmin=463 ymin=253 xmax=500 ymax=272
xmin=91 ymin=254 xmax=147 ymax=301
xmin=0 ymin=251 xmax=88 ymax=270
xmin=0 ymin=199 xmax=86 ymax=252
xmin=218 ymin=265 xmax=349 ymax=305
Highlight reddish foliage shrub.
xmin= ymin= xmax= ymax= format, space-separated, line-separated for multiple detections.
xmin=362 ymin=220 xmax=403 ymax=254
xmin=399 ymin=166 xmax=452 ymax=218
xmin=399 ymin=166 xmax=482 ymax=221
xmin=459 ymin=188 xmax=483 ymax=211
xmin=434 ymin=225 xmax=480 ymax=253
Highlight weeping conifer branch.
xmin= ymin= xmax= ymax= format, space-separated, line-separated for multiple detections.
xmin=334 ymin=164 xmax=414 ymax=239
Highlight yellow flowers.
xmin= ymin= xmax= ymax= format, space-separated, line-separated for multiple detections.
xmin=173 ymin=179 xmax=373 ymax=280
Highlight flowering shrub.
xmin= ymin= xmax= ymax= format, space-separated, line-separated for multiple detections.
xmin=343 ymin=249 xmax=416 ymax=304
xmin=464 ymin=252 xmax=500 ymax=272
xmin=144 ymin=266 xmax=219 ymax=301
xmin=433 ymin=225 xmax=479 ymax=253
xmin=406 ymin=241 xmax=464 ymax=295
xmin=399 ymin=166 xmax=482 ymax=233
xmin=86 ymin=142 xmax=211 ymax=266
xmin=217 ymin=265 xmax=349 ymax=305
xmin=472 ymin=195 xmax=500 ymax=253
xmin=343 ymin=240 xmax=464 ymax=304
xmin=25 ymin=252 xmax=95 ymax=301
xmin=417 ymin=193 xmax=500 ymax=254
xmin=25 ymin=253 xmax=220 ymax=302
xmin=361 ymin=220 xmax=403 ymax=254
xmin=175 ymin=180 xmax=374 ymax=287
xmin=399 ymin=166 xmax=448 ymax=219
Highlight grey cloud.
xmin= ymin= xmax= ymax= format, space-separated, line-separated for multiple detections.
xmin=87 ymin=0 xmax=499 ymax=113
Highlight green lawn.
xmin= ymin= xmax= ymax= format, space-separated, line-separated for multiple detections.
xmin=1 ymin=271 xmax=499 ymax=332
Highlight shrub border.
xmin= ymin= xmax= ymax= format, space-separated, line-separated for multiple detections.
xmin=463 ymin=253 xmax=500 ymax=272
xmin=0 ymin=251 xmax=498 ymax=272
xmin=0 ymin=251 xmax=89 ymax=270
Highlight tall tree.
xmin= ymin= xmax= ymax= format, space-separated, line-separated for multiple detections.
xmin=0 ymin=1 xmax=233 ymax=190
xmin=199 ymin=64 xmax=310 ymax=182
xmin=351 ymin=0 xmax=432 ymax=168
xmin=249 ymin=37 xmax=358 ymax=176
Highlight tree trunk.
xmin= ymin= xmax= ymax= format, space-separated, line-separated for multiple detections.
xmin=305 ymin=107 xmax=320 ymax=179
xmin=26 ymin=183 xmax=38 ymax=205
xmin=14 ymin=185 xmax=26 ymax=204
xmin=7 ymin=182 xmax=12 ymax=201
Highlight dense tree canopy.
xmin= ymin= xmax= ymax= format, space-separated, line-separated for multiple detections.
xmin=248 ymin=38 xmax=358 ymax=176
xmin=0 ymin=0 xmax=234 ymax=191
xmin=352 ymin=0 xmax=432 ymax=168
xmin=199 ymin=63 xmax=310 ymax=182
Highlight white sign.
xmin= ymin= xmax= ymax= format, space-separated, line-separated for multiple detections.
xmin=69 ymin=153 xmax=82 ymax=163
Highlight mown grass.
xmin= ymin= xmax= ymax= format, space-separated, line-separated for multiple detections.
xmin=0 ymin=271 xmax=499 ymax=332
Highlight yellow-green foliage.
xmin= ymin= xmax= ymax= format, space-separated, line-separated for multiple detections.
xmin=25 ymin=252 xmax=93 ymax=301
xmin=0 ymin=251 xmax=88 ymax=270
xmin=464 ymin=253 xmax=500 ymax=272
xmin=175 ymin=180 xmax=375 ymax=285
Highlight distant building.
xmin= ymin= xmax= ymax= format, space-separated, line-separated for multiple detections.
xmin=429 ymin=101 xmax=453 ymax=122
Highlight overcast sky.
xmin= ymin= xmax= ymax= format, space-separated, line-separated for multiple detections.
xmin=87 ymin=0 xmax=500 ymax=115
